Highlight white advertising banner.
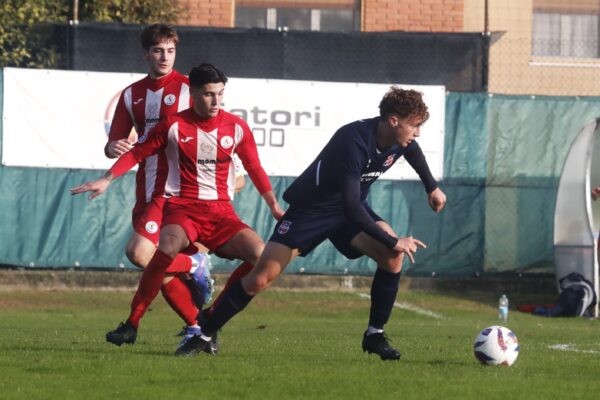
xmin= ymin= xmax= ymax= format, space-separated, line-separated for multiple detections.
xmin=2 ymin=68 xmax=445 ymax=180
xmin=225 ymin=78 xmax=445 ymax=180
xmin=2 ymin=68 xmax=141 ymax=170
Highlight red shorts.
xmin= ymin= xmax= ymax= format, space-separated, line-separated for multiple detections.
xmin=162 ymin=197 xmax=249 ymax=252
xmin=131 ymin=197 xmax=167 ymax=245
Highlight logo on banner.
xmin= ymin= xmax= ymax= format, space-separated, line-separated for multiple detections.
xmin=278 ymin=220 xmax=292 ymax=235
xmin=220 ymin=136 xmax=234 ymax=149
xmin=164 ymin=94 xmax=176 ymax=106
xmin=145 ymin=221 xmax=158 ymax=234
xmin=228 ymin=105 xmax=321 ymax=149
xmin=383 ymin=155 xmax=395 ymax=167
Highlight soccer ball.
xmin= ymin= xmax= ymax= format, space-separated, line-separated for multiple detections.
xmin=473 ymin=325 xmax=519 ymax=366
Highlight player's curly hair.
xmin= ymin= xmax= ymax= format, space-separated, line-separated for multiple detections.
xmin=379 ymin=87 xmax=429 ymax=123
xmin=141 ymin=24 xmax=179 ymax=51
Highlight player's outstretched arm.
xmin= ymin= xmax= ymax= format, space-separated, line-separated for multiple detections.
xmin=427 ymin=187 xmax=447 ymax=212
xmin=70 ymin=173 xmax=115 ymax=200
xmin=393 ymin=236 xmax=427 ymax=264
xmin=262 ymin=191 xmax=285 ymax=221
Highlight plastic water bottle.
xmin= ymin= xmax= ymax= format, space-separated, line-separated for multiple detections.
xmin=498 ymin=294 xmax=509 ymax=322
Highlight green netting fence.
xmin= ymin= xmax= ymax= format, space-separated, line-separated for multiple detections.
xmin=2 ymin=70 xmax=600 ymax=276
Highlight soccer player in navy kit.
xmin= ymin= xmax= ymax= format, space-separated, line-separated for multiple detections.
xmin=178 ymin=87 xmax=447 ymax=360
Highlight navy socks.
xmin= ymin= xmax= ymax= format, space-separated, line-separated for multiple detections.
xmin=202 ymin=279 xmax=254 ymax=335
xmin=368 ymin=268 xmax=402 ymax=329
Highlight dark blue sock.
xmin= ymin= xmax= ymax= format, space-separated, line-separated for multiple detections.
xmin=368 ymin=268 xmax=402 ymax=329
xmin=203 ymin=279 xmax=253 ymax=335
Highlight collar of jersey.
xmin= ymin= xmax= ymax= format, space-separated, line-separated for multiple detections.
xmin=192 ymin=109 xmax=224 ymax=132
xmin=145 ymin=70 xmax=176 ymax=91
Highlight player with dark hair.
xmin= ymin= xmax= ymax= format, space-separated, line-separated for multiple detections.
xmin=72 ymin=63 xmax=284 ymax=354
xmin=102 ymin=23 xmax=218 ymax=348
xmin=176 ymin=86 xmax=447 ymax=360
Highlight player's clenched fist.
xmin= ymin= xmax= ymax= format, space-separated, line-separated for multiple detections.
xmin=428 ymin=187 xmax=446 ymax=212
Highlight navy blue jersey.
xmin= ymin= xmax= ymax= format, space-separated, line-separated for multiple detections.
xmin=283 ymin=117 xmax=437 ymax=249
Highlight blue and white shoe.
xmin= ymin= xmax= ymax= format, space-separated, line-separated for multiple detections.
xmin=189 ymin=253 xmax=215 ymax=307
xmin=177 ymin=325 xmax=202 ymax=349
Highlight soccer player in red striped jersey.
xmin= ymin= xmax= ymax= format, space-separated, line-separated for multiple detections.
xmin=72 ymin=63 xmax=284 ymax=354
xmin=101 ymin=24 xmax=215 ymax=347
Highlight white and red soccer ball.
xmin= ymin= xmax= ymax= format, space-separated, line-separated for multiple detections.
xmin=473 ymin=325 xmax=519 ymax=366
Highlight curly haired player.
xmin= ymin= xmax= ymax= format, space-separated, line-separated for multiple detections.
xmin=179 ymin=87 xmax=446 ymax=360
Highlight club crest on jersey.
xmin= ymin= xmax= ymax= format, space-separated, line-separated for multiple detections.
xmin=220 ymin=136 xmax=234 ymax=149
xmin=145 ymin=221 xmax=158 ymax=234
xmin=201 ymin=143 xmax=214 ymax=152
xmin=278 ymin=220 xmax=292 ymax=235
xmin=164 ymin=94 xmax=176 ymax=106
xmin=383 ymin=155 xmax=395 ymax=167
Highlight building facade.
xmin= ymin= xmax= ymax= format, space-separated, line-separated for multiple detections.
xmin=174 ymin=0 xmax=600 ymax=96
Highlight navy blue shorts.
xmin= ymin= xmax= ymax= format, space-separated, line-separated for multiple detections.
xmin=269 ymin=204 xmax=382 ymax=259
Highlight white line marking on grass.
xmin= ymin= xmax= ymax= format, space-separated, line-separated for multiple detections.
xmin=357 ymin=293 xmax=445 ymax=320
xmin=548 ymin=344 xmax=599 ymax=354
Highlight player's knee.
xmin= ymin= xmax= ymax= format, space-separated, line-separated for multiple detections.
xmin=244 ymin=239 xmax=265 ymax=265
xmin=157 ymin=244 xmax=179 ymax=258
xmin=243 ymin=274 xmax=271 ymax=295
xmin=125 ymin=250 xmax=142 ymax=268
xmin=378 ymin=252 xmax=403 ymax=274
xmin=158 ymin=233 xmax=185 ymax=258
xmin=250 ymin=245 xmax=264 ymax=264
xmin=125 ymin=252 xmax=148 ymax=268
xmin=125 ymin=244 xmax=149 ymax=269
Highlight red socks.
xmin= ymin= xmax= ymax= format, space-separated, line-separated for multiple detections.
xmin=165 ymin=254 xmax=192 ymax=273
xmin=128 ymin=249 xmax=173 ymax=328
xmin=160 ymin=275 xmax=198 ymax=326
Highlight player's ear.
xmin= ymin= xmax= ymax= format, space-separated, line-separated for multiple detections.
xmin=388 ymin=114 xmax=399 ymax=128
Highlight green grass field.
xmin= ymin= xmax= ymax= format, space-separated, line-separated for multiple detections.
xmin=1 ymin=287 xmax=600 ymax=399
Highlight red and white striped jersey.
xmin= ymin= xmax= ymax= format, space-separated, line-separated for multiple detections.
xmin=110 ymin=109 xmax=271 ymax=201
xmin=108 ymin=70 xmax=191 ymax=205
